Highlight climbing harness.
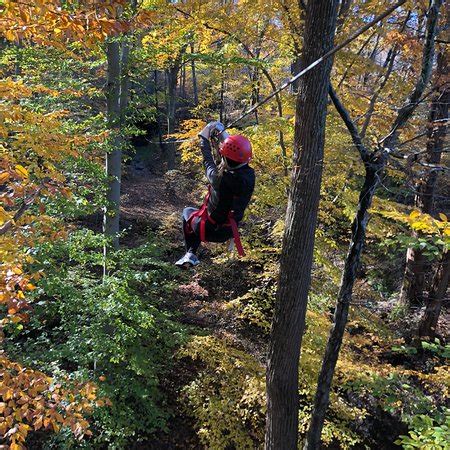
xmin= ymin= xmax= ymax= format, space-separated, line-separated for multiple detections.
xmin=185 ymin=186 xmax=246 ymax=257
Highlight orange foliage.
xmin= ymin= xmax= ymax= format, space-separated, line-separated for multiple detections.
xmin=0 ymin=355 xmax=109 ymax=449
xmin=0 ymin=0 xmax=155 ymax=49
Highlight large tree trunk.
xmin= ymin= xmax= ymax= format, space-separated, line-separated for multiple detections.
xmin=104 ymin=41 xmax=122 ymax=251
xmin=418 ymin=251 xmax=450 ymax=337
xmin=400 ymin=46 xmax=449 ymax=307
xmin=265 ymin=2 xmax=339 ymax=449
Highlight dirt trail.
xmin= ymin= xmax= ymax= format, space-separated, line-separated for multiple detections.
xmin=120 ymin=163 xmax=266 ymax=448
xmin=121 ymin=165 xmax=267 ymax=354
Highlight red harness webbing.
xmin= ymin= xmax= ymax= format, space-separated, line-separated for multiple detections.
xmin=187 ymin=188 xmax=245 ymax=257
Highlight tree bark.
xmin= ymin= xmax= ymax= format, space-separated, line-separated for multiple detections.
xmin=418 ymin=251 xmax=450 ymax=337
xmin=400 ymin=45 xmax=448 ymax=307
xmin=265 ymin=2 xmax=339 ymax=449
xmin=165 ymin=64 xmax=180 ymax=170
xmin=220 ymin=66 xmax=226 ymax=124
xmin=165 ymin=45 xmax=187 ymax=171
xmin=154 ymin=70 xmax=165 ymax=153
xmin=104 ymin=41 xmax=122 ymax=251
xmin=190 ymin=43 xmax=198 ymax=106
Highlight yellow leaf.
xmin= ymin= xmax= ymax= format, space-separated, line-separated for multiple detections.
xmin=15 ymin=165 xmax=29 ymax=179
xmin=409 ymin=210 xmax=420 ymax=219
xmin=0 ymin=172 xmax=10 ymax=184
xmin=4 ymin=30 xmax=16 ymax=41
xmin=438 ymin=213 xmax=447 ymax=222
xmin=0 ymin=206 xmax=11 ymax=225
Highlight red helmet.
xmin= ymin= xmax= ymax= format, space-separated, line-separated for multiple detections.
xmin=220 ymin=135 xmax=252 ymax=163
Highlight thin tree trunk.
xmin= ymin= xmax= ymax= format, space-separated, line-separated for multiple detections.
xmin=304 ymin=156 xmax=383 ymax=449
xmin=190 ymin=43 xmax=198 ymax=106
xmin=119 ymin=39 xmax=130 ymax=124
xmin=305 ymin=1 xmax=443 ymax=445
xmin=180 ymin=63 xmax=186 ymax=99
xmin=251 ymin=66 xmax=260 ymax=124
xmin=220 ymin=66 xmax=225 ymax=123
xmin=400 ymin=46 xmax=448 ymax=307
xmin=165 ymin=64 xmax=180 ymax=170
xmin=418 ymin=251 xmax=449 ymax=337
xmin=104 ymin=41 xmax=122 ymax=251
xmin=265 ymin=2 xmax=339 ymax=449
xmin=103 ymin=0 xmax=135 ymax=252
xmin=154 ymin=70 xmax=164 ymax=153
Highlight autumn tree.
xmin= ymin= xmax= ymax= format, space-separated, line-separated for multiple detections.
xmin=400 ymin=45 xmax=449 ymax=308
xmin=305 ymin=1 xmax=444 ymax=447
xmin=0 ymin=1 xmax=145 ymax=445
xmin=265 ymin=1 xmax=339 ymax=448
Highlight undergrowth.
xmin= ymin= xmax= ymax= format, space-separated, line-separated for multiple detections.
xmin=5 ymin=230 xmax=187 ymax=448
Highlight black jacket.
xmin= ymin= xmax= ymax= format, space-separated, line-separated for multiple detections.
xmin=200 ymin=137 xmax=255 ymax=225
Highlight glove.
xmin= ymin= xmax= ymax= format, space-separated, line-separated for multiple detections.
xmin=199 ymin=121 xmax=229 ymax=141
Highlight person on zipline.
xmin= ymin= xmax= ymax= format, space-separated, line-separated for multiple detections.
xmin=175 ymin=121 xmax=255 ymax=267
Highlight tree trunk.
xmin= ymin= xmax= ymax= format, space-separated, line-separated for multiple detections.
xmin=180 ymin=64 xmax=186 ymax=99
xmin=290 ymin=57 xmax=302 ymax=94
xmin=304 ymin=1 xmax=443 ymax=445
xmin=400 ymin=46 xmax=448 ymax=307
xmin=251 ymin=66 xmax=260 ymax=124
xmin=265 ymin=2 xmax=339 ymax=449
xmin=418 ymin=251 xmax=450 ymax=337
xmin=154 ymin=70 xmax=165 ymax=153
xmin=304 ymin=158 xmax=384 ymax=449
xmin=220 ymin=66 xmax=225 ymax=123
xmin=104 ymin=41 xmax=122 ymax=251
xmin=190 ymin=43 xmax=198 ymax=106
xmin=165 ymin=64 xmax=180 ymax=170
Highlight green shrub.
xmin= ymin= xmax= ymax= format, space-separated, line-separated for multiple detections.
xmin=6 ymin=230 xmax=187 ymax=447
xmin=395 ymin=409 xmax=450 ymax=449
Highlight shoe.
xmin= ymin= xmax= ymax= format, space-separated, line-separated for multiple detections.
xmin=175 ymin=252 xmax=200 ymax=268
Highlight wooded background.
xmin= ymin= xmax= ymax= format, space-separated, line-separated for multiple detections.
xmin=0 ymin=0 xmax=448 ymax=449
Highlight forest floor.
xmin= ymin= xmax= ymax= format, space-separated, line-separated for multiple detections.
xmin=117 ymin=151 xmax=449 ymax=449
xmin=120 ymin=157 xmax=268 ymax=448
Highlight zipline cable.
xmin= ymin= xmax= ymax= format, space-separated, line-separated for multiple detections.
xmin=147 ymin=0 xmax=407 ymax=144
xmin=225 ymin=0 xmax=407 ymax=129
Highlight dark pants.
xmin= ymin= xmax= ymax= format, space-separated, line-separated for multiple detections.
xmin=182 ymin=207 xmax=233 ymax=254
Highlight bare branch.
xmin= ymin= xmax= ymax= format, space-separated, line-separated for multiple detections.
xmin=0 ymin=186 xmax=43 ymax=236
xmin=360 ymin=11 xmax=411 ymax=137
xmin=337 ymin=30 xmax=377 ymax=88
xmin=381 ymin=0 xmax=444 ymax=148
xmin=328 ymin=84 xmax=370 ymax=162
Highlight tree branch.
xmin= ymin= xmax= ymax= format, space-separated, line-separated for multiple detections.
xmin=381 ymin=0 xmax=443 ymax=147
xmin=328 ymin=84 xmax=370 ymax=162
xmin=0 ymin=186 xmax=43 ymax=236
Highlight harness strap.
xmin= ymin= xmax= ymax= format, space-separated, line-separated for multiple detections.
xmin=186 ymin=187 xmax=245 ymax=257
xmin=228 ymin=212 xmax=245 ymax=256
